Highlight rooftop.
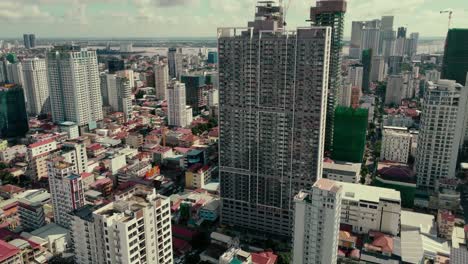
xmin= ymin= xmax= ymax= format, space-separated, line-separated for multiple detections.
xmin=0 ymin=239 xmax=19 ymax=262
xmin=340 ymin=181 xmax=401 ymax=203
xmin=28 ymin=139 xmax=55 ymax=149
xmin=17 ymin=189 xmax=50 ymax=206
xmin=401 ymin=210 xmax=436 ymax=236
xmin=314 ymin=178 xmax=342 ymax=193
xmin=30 ymin=223 xmax=69 ymax=241
xmin=59 ymin=121 xmax=76 ymax=126
xmin=323 ymin=161 xmax=361 ymax=173
xmin=72 ymin=204 xmax=99 ymax=222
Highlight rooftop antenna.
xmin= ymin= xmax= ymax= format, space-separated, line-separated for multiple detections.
xmin=440 ymin=9 xmax=453 ymax=31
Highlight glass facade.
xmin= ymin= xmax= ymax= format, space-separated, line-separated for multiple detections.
xmin=0 ymin=85 xmax=29 ymax=138
xmin=442 ymin=29 xmax=468 ymax=86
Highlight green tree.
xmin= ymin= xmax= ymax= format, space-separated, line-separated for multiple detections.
xmin=277 ymin=252 xmax=292 ymax=264
xmin=135 ymin=90 xmax=145 ymax=99
xmin=373 ymin=141 xmax=382 ymax=157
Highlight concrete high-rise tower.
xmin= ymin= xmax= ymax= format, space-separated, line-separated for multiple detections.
xmin=101 ymin=73 xmax=132 ymax=121
xmin=23 ymin=34 xmax=31 ymax=49
xmin=415 ymin=80 xmax=467 ymax=190
xmin=22 ymin=58 xmax=50 ymax=116
xmin=47 ymin=46 xmax=103 ymax=130
xmin=154 ymin=62 xmax=169 ymax=100
xmin=167 ymin=80 xmax=188 ymax=127
xmin=71 ymin=185 xmax=173 ymax=264
xmin=293 ymin=179 xmax=342 ymax=264
xmin=168 ymin=48 xmax=177 ymax=79
xmin=310 ymin=0 xmax=347 ymax=151
xmin=218 ymin=1 xmax=331 ymax=237
xmin=47 ymin=157 xmax=85 ymax=229
xmin=29 ymin=34 xmax=36 ymax=48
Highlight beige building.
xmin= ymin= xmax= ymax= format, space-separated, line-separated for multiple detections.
xmin=71 ymin=185 xmax=173 ymax=264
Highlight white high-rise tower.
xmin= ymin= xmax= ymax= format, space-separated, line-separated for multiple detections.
xmin=293 ymin=179 xmax=342 ymax=264
xmin=416 ymin=79 xmax=468 ymax=190
xmin=167 ymin=80 xmax=188 ymax=127
xmin=47 ymin=46 xmax=103 ymax=129
xmin=155 ymin=62 xmax=169 ymax=100
xmin=22 ymin=58 xmax=50 ymax=115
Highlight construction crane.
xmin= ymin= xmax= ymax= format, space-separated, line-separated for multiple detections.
xmin=280 ymin=0 xmax=293 ymax=27
xmin=440 ymin=9 xmax=453 ymax=31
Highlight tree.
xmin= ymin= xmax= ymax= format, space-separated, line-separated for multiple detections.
xmin=135 ymin=90 xmax=145 ymax=99
xmin=373 ymin=141 xmax=382 ymax=157
xmin=277 ymin=252 xmax=292 ymax=264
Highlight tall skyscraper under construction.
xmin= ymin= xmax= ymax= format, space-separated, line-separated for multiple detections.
xmin=218 ymin=1 xmax=331 ymax=237
xmin=310 ymin=0 xmax=347 ymax=150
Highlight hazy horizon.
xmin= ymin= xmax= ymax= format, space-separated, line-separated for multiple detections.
xmin=1 ymin=0 xmax=466 ymax=39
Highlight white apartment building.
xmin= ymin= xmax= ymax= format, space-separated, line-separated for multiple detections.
xmin=0 ymin=145 xmax=27 ymax=163
xmin=340 ymin=82 xmax=352 ymax=107
xmin=116 ymin=70 xmax=135 ymax=90
xmin=360 ymin=27 xmax=380 ymax=54
xmin=175 ymin=52 xmax=185 ymax=79
xmin=6 ymin=61 xmax=24 ymax=86
xmin=167 ymin=80 xmax=188 ymax=127
xmin=62 ymin=140 xmax=88 ymax=174
xmin=71 ymin=185 xmax=173 ymax=264
xmin=323 ymin=161 xmax=362 ymax=183
xmin=416 ymin=80 xmax=467 ymax=190
xmin=380 ymin=126 xmax=412 ymax=163
xmin=154 ymin=63 xmax=169 ymax=100
xmin=348 ymin=65 xmax=363 ymax=91
xmin=22 ymin=58 xmax=50 ymax=116
xmin=385 ymin=74 xmax=404 ymax=105
xmin=47 ymin=46 xmax=103 ymax=129
xmin=293 ymin=179 xmax=342 ymax=264
xmin=101 ymin=73 xmax=132 ymax=121
xmin=17 ymin=189 xmax=51 ymax=231
xmin=47 ymin=157 xmax=85 ymax=229
xmin=27 ymin=139 xmax=58 ymax=180
xmin=371 ymin=56 xmax=385 ymax=82
xmin=59 ymin=121 xmax=79 ymax=139
xmin=425 ymin=70 xmax=440 ymax=83
xmin=340 ymin=181 xmax=401 ymax=236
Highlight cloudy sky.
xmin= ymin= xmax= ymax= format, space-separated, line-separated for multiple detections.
xmin=1 ymin=0 xmax=466 ymax=38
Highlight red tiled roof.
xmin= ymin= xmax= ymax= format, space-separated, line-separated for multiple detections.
xmin=350 ymin=249 xmax=360 ymax=259
xmin=81 ymin=172 xmax=93 ymax=179
xmin=28 ymin=139 xmax=55 ymax=149
xmin=174 ymin=147 xmax=190 ymax=154
xmin=152 ymin=146 xmax=172 ymax=154
xmin=252 ymin=251 xmax=278 ymax=264
xmin=0 ymin=185 xmax=24 ymax=194
xmin=208 ymin=127 xmax=219 ymax=137
xmin=440 ymin=210 xmax=455 ymax=222
xmin=372 ymin=234 xmax=394 ymax=253
xmin=90 ymin=178 xmax=112 ymax=188
xmin=172 ymin=237 xmax=192 ymax=254
xmin=87 ymin=143 xmax=102 ymax=151
xmin=172 ymin=226 xmax=198 ymax=240
xmin=176 ymin=128 xmax=192 ymax=135
xmin=0 ymin=239 xmax=19 ymax=262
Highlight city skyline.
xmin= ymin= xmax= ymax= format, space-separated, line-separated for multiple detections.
xmin=0 ymin=0 xmax=467 ymax=38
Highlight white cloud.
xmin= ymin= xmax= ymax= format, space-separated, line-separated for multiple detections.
xmin=0 ymin=1 xmax=54 ymax=22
